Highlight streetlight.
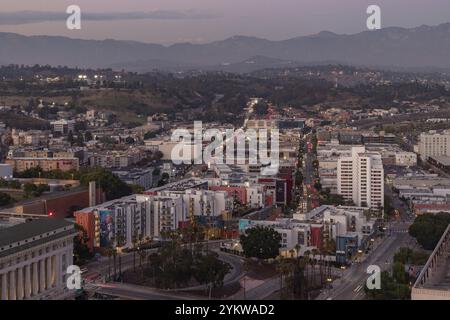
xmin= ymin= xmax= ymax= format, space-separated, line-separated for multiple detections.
xmin=340 ymin=266 xmax=346 ymax=283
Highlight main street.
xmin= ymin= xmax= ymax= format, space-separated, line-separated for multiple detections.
xmin=316 ymin=219 xmax=416 ymax=300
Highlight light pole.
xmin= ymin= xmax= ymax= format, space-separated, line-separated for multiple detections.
xmin=340 ymin=266 xmax=346 ymax=283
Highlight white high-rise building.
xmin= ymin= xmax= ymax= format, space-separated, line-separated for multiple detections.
xmin=418 ymin=130 xmax=450 ymax=160
xmin=337 ymin=146 xmax=384 ymax=209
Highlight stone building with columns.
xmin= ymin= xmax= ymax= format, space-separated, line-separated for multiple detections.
xmin=0 ymin=219 xmax=78 ymax=300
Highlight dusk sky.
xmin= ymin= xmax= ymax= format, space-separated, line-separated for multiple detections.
xmin=1 ymin=0 xmax=450 ymax=44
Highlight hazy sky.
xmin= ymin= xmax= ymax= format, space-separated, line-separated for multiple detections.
xmin=1 ymin=0 xmax=450 ymax=44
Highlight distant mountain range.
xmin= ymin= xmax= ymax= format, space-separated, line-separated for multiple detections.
xmin=1 ymin=22 xmax=450 ymax=72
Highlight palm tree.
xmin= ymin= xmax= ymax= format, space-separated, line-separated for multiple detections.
xmin=311 ymin=248 xmax=319 ymax=287
xmin=138 ymin=249 xmax=147 ymax=282
xmin=303 ymin=250 xmax=311 ymax=290
xmin=116 ymin=235 xmax=125 ymax=279
xmin=106 ymin=247 xmax=114 ymax=281
xmin=277 ymin=258 xmax=295 ymax=299
xmin=110 ymin=236 xmax=117 ymax=281
xmin=294 ymin=244 xmax=301 ymax=259
xmin=132 ymin=234 xmax=138 ymax=272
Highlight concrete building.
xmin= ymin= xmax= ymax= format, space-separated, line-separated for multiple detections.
xmin=5 ymin=157 xmax=79 ymax=173
xmin=50 ymin=120 xmax=76 ymax=135
xmin=337 ymin=146 xmax=384 ymax=209
xmin=412 ymin=224 xmax=450 ymax=300
xmin=112 ymin=168 xmax=155 ymax=190
xmin=75 ymin=194 xmax=187 ymax=250
xmin=88 ymin=149 xmax=146 ymax=169
xmin=11 ymin=130 xmax=44 ymax=146
xmin=428 ymin=156 xmax=450 ymax=174
xmin=239 ymin=218 xmax=323 ymax=253
xmin=418 ymin=130 xmax=450 ymax=160
xmin=240 ymin=205 xmax=375 ymax=260
xmin=0 ymin=219 xmax=78 ymax=300
xmin=158 ymin=189 xmax=232 ymax=220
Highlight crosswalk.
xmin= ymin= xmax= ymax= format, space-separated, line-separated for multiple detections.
xmin=388 ymin=229 xmax=409 ymax=234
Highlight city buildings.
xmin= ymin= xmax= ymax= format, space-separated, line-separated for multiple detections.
xmin=418 ymin=130 xmax=450 ymax=160
xmin=158 ymin=189 xmax=232 ymax=221
xmin=75 ymin=194 xmax=186 ymax=250
xmin=50 ymin=120 xmax=76 ymax=135
xmin=112 ymin=167 xmax=155 ymax=190
xmin=337 ymin=146 xmax=384 ymax=209
xmin=239 ymin=205 xmax=376 ymax=263
xmin=5 ymin=157 xmax=79 ymax=173
xmin=11 ymin=130 xmax=46 ymax=146
xmin=88 ymin=148 xmax=147 ymax=169
xmin=0 ymin=219 xmax=78 ymax=300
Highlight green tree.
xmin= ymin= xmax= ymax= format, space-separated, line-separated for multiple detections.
xmin=73 ymin=224 xmax=94 ymax=265
xmin=84 ymin=131 xmax=93 ymax=141
xmin=365 ymin=271 xmax=411 ymax=300
xmin=0 ymin=192 xmax=15 ymax=207
xmin=409 ymin=213 xmax=450 ymax=250
xmin=240 ymin=226 xmax=282 ymax=260
xmin=193 ymin=252 xmax=231 ymax=296
xmin=23 ymin=183 xmax=37 ymax=197
xmin=253 ymin=101 xmax=269 ymax=115
xmin=130 ymin=184 xmax=145 ymax=194
xmin=79 ymin=167 xmax=132 ymax=201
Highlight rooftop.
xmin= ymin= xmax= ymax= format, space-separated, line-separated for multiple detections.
xmin=430 ymin=156 xmax=450 ymax=166
xmin=0 ymin=218 xmax=75 ymax=248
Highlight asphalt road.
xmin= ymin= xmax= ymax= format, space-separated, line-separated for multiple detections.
xmin=316 ymin=220 xmax=415 ymax=300
xmin=83 ymin=241 xmax=245 ymax=300
xmin=91 ymin=282 xmax=198 ymax=300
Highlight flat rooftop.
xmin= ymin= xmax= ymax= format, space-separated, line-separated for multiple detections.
xmin=430 ymin=156 xmax=450 ymax=166
xmin=0 ymin=218 xmax=74 ymax=247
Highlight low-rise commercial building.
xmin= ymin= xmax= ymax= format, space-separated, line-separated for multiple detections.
xmin=112 ymin=168 xmax=155 ymax=190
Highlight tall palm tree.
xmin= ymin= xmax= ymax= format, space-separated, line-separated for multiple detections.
xmin=138 ymin=249 xmax=147 ymax=282
xmin=294 ymin=244 xmax=301 ymax=259
xmin=303 ymin=250 xmax=311 ymax=291
xmin=110 ymin=236 xmax=117 ymax=281
xmin=106 ymin=247 xmax=114 ymax=281
xmin=311 ymin=248 xmax=319 ymax=287
xmin=116 ymin=235 xmax=125 ymax=279
xmin=132 ymin=234 xmax=138 ymax=272
xmin=276 ymin=258 xmax=295 ymax=299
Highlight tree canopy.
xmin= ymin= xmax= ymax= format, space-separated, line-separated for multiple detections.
xmin=409 ymin=213 xmax=450 ymax=250
xmin=240 ymin=226 xmax=282 ymax=260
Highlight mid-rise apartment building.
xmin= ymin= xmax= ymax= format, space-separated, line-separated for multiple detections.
xmin=75 ymin=194 xmax=187 ymax=250
xmin=337 ymin=146 xmax=384 ymax=209
xmin=418 ymin=130 xmax=450 ymax=160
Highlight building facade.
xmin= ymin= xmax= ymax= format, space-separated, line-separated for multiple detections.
xmin=5 ymin=157 xmax=79 ymax=173
xmin=418 ymin=130 xmax=450 ymax=160
xmin=337 ymin=146 xmax=384 ymax=209
xmin=0 ymin=219 xmax=77 ymax=300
